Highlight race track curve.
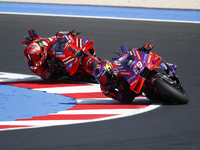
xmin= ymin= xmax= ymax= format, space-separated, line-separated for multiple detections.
xmin=0 ymin=14 xmax=200 ymax=150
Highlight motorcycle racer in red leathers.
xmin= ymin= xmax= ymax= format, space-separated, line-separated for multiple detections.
xmin=23 ymin=30 xmax=79 ymax=81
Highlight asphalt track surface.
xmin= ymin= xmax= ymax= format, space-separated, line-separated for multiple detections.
xmin=0 ymin=14 xmax=200 ymax=150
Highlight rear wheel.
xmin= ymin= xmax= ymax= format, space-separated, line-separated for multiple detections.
xmin=153 ymin=77 xmax=189 ymax=104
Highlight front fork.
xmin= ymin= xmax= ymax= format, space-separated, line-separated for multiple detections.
xmin=146 ymin=67 xmax=184 ymax=95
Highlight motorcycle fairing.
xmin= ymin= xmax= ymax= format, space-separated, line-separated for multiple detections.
xmin=49 ymin=34 xmax=95 ymax=76
xmin=28 ymin=29 xmax=40 ymax=39
xmin=116 ymin=45 xmax=162 ymax=94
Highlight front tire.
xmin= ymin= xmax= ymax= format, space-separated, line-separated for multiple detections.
xmin=153 ymin=78 xmax=189 ymax=104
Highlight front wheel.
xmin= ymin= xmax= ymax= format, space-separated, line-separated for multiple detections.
xmin=153 ymin=77 xmax=189 ymax=104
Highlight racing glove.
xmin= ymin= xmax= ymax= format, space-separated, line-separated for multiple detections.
xmin=139 ymin=44 xmax=153 ymax=53
xmin=29 ymin=66 xmax=37 ymax=73
xmin=69 ymin=29 xmax=81 ymax=37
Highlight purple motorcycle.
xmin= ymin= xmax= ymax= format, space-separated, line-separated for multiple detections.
xmin=112 ymin=45 xmax=189 ymax=104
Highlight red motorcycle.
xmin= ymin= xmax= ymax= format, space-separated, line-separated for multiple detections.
xmin=21 ymin=29 xmax=101 ymax=81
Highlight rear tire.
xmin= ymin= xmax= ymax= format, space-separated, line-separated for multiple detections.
xmin=154 ymin=78 xmax=189 ymax=104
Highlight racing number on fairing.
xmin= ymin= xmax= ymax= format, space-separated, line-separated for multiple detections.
xmin=133 ymin=61 xmax=143 ymax=75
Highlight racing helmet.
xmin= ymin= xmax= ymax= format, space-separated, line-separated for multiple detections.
xmin=93 ymin=60 xmax=113 ymax=85
xmin=27 ymin=41 xmax=43 ymax=62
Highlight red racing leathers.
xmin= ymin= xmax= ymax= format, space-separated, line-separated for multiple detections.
xmin=24 ymin=31 xmax=69 ymax=81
